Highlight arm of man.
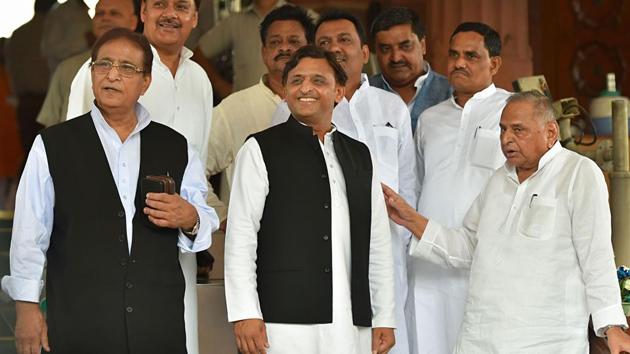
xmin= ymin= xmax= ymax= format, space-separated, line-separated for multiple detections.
xmin=1 ymin=136 xmax=54 ymax=354
xmin=395 ymin=104 xmax=417 ymax=249
xmin=196 ymin=17 xmax=235 ymax=99
xmin=144 ymin=144 xmax=219 ymax=252
xmin=206 ymin=104 xmax=236 ymax=177
xmin=370 ymin=167 xmax=397 ymax=353
xmin=36 ymin=65 xmax=64 ymax=127
xmin=414 ymin=113 xmax=426 ymax=197
xmin=382 ymin=184 xmax=480 ymax=269
xmin=224 ymin=138 xmax=270 ymax=354
xmin=569 ymin=159 xmax=629 ymax=348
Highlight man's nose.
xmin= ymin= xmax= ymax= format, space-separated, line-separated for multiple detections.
xmin=299 ymin=79 xmax=315 ymax=94
xmin=390 ymin=48 xmax=403 ymax=63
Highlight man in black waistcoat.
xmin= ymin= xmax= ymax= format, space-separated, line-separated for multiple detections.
xmin=2 ymin=28 xmax=218 ymax=354
xmin=224 ymin=45 xmax=396 ymax=354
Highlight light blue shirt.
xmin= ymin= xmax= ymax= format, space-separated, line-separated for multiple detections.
xmin=1 ymin=103 xmax=218 ymax=303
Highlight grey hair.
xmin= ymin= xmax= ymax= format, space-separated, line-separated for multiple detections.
xmin=506 ymin=91 xmax=556 ymax=124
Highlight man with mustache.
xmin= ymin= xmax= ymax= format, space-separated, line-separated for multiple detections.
xmin=369 ymin=7 xmax=451 ymax=135
xmin=37 ymin=0 xmax=139 ymax=128
xmin=64 ymin=1 xmax=222 ymax=353
xmin=408 ymin=22 xmax=510 ymax=354
xmin=206 ymin=4 xmax=314 ymax=204
xmin=3 ymin=28 xmax=217 ymax=354
xmin=382 ymin=91 xmax=630 ymax=353
xmin=225 ymin=44 xmax=396 ymax=354
xmin=271 ymin=10 xmax=416 ymax=353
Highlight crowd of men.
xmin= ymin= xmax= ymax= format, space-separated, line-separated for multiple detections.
xmin=3 ymin=1 xmax=630 ymax=354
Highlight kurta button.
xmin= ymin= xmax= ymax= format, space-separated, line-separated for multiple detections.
xmin=126 ymin=306 xmax=133 ymax=313
xmin=323 ymin=202 xmax=329 ymax=209
xmin=118 ymin=210 xmax=125 ymax=218
xmin=120 ymin=258 xmax=127 ymax=266
xmin=126 ymin=282 xmax=133 ymax=289
xmin=324 ymin=267 xmax=331 ymax=273
xmin=321 ymin=174 xmax=327 ymax=179
xmin=323 ymin=235 xmax=329 ymax=241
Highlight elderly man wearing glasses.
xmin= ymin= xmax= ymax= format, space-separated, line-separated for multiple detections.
xmin=1 ymin=28 xmax=218 ymax=354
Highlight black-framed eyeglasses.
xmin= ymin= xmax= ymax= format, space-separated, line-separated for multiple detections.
xmin=90 ymin=59 xmax=144 ymax=78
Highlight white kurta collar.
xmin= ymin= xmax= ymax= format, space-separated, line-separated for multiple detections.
xmin=150 ymin=45 xmax=193 ymax=72
xmin=504 ymin=140 xmax=562 ymax=182
xmin=90 ymin=101 xmax=152 ymax=141
xmin=450 ymin=83 xmax=497 ymax=109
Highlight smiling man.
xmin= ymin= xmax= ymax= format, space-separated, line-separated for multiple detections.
xmin=206 ymin=4 xmax=314 ymax=204
xmin=224 ymin=45 xmax=396 ymax=354
xmin=369 ymin=7 xmax=451 ymax=134
xmin=270 ymin=13 xmax=416 ymax=352
xmin=383 ymin=90 xmax=630 ymax=353
xmin=64 ymin=1 xmax=221 ymax=353
xmin=409 ymin=22 xmax=510 ymax=354
xmin=2 ymin=28 xmax=218 ymax=354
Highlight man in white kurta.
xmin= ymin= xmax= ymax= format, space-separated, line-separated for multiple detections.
xmin=384 ymin=91 xmax=630 ymax=353
xmin=225 ymin=45 xmax=396 ymax=354
xmin=410 ymin=22 xmax=509 ymax=353
xmin=64 ymin=1 xmax=219 ymax=352
xmin=272 ymin=14 xmax=416 ymax=352
xmin=206 ymin=4 xmax=313 ymax=203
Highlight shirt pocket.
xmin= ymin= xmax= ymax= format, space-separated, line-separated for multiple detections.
xmin=470 ymin=128 xmax=502 ymax=170
xmin=373 ymin=125 xmax=399 ymax=189
xmin=518 ymin=196 xmax=557 ymax=239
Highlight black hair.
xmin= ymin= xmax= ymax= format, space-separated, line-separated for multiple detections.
xmin=316 ymin=10 xmax=367 ymax=45
xmin=34 ymin=0 xmax=56 ymax=13
xmin=91 ymin=28 xmax=153 ymax=75
xmin=282 ymin=45 xmax=348 ymax=86
xmin=370 ymin=7 xmax=426 ymax=41
xmin=259 ymin=5 xmax=315 ymax=44
xmin=450 ymin=22 xmax=501 ymax=57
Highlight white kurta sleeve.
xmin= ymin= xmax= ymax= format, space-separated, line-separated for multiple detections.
xmin=224 ymin=137 xmax=269 ymax=322
xmin=206 ymin=104 xmax=235 ymax=176
xmin=409 ymin=193 xmax=482 ymax=269
xmin=177 ymin=145 xmax=219 ymax=253
xmin=569 ymin=159 xmax=628 ymax=335
xmin=396 ymin=106 xmax=417 ymax=247
xmin=369 ymin=165 xmax=397 ymax=328
xmin=414 ymin=115 xmax=425 ymax=201
xmin=66 ymin=60 xmax=93 ymax=120
xmin=1 ymin=136 xmax=54 ymax=302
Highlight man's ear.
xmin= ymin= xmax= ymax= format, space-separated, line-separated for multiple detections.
xmin=547 ymin=121 xmax=559 ymax=148
xmin=140 ymin=1 xmax=147 ymax=23
xmin=335 ymin=84 xmax=345 ymax=103
xmin=361 ymin=44 xmax=369 ymax=65
xmin=419 ymin=36 xmax=426 ymax=56
xmin=489 ymin=56 xmax=502 ymax=76
xmin=141 ymin=75 xmax=152 ymax=95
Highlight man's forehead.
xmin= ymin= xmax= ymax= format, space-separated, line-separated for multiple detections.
xmin=289 ymin=58 xmax=333 ymax=75
xmin=376 ymin=24 xmax=417 ymax=41
xmin=316 ymin=19 xmax=357 ymax=37
xmin=449 ymin=31 xmax=486 ymax=52
xmin=268 ymin=20 xmax=306 ymax=35
xmin=98 ymin=40 xmax=143 ymax=59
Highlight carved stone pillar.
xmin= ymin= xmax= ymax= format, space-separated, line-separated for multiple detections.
xmin=424 ymin=0 xmax=533 ymax=90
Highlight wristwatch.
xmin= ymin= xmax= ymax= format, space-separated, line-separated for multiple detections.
xmin=601 ymin=324 xmax=626 ymax=339
xmin=182 ymin=214 xmax=200 ymax=240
